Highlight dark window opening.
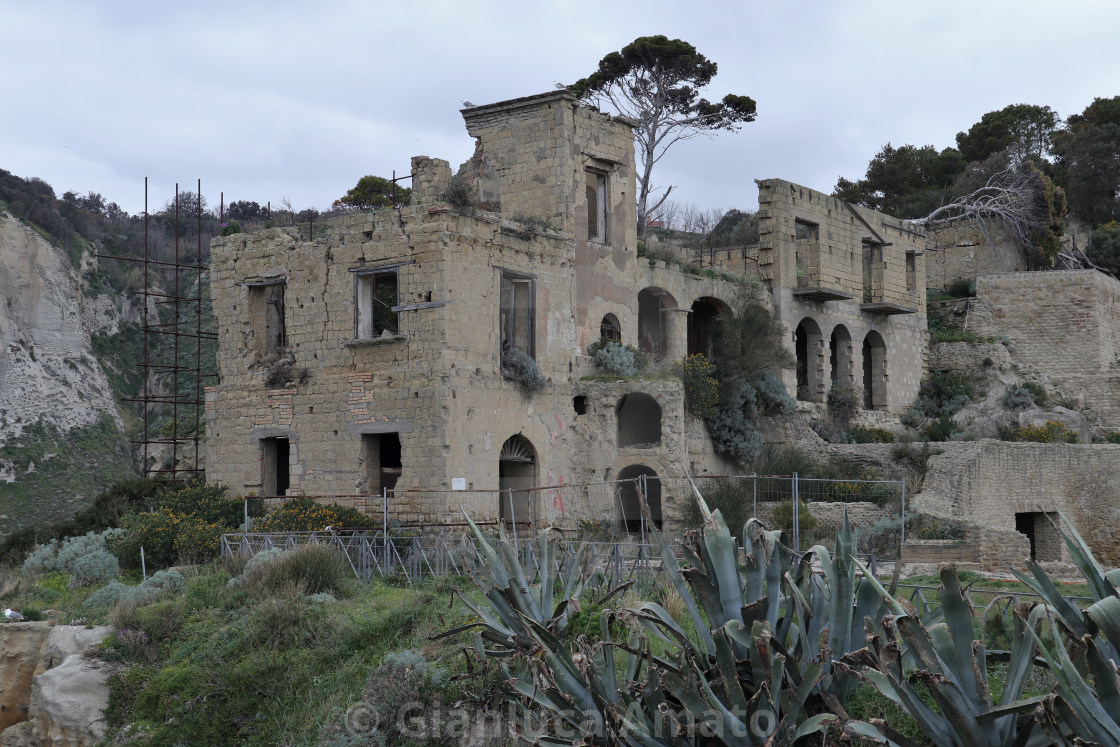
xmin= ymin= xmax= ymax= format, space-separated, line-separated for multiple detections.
xmin=689 ymin=298 xmax=725 ymax=357
xmin=1016 ymin=511 xmax=1061 ymax=562
xmin=261 ymin=437 xmax=290 ymax=496
xmin=573 ymin=396 xmax=587 ymax=415
xmin=500 ymin=272 xmax=535 ymax=359
xmin=617 ymin=465 xmax=662 ymax=533
xmin=830 ymin=325 xmax=852 ymax=389
xmin=249 ymin=283 xmax=286 ymax=354
xmin=356 ymin=270 xmax=399 ymax=338
xmin=795 ymin=318 xmax=823 ymax=401
xmin=363 ymin=432 xmax=402 ymax=496
xmin=617 ymin=392 xmax=662 ymax=447
xmin=862 ymin=331 xmax=887 ymax=410
xmin=906 ymin=252 xmax=917 ymax=292
xmin=599 ymin=313 xmax=621 ymax=342
xmin=794 ymin=219 xmax=818 ymax=241
xmin=586 ymin=170 xmax=608 ymax=243
xmin=638 ymin=288 xmax=676 ymax=358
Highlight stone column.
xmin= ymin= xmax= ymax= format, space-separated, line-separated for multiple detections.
xmin=663 ymin=308 xmax=691 ymax=361
xmin=410 ymin=156 xmax=451 ymax=205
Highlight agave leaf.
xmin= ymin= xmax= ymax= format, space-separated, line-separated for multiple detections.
xmin=842 ymin=719 xmax=925 ymax=747
xmin=1106 ymin=568 xmax=1120 ymax=586
xmin=860 ymin=667 xmax=956 ymax=746
xmin=1025 ymin=617 xmax=1120 ymax=745
xmin=713 ymin=622 xmax=750 ymax=716
xmin=1081 ymin=631 xmax=1120 ymax=717
xmin=999 ymin=603 xmax=1045 ymax=708
xmin=853 ymin=557 xmax=909 ymax=616
xmin=938 ymin=567 xmax=982 ymax=705
xmin=497 ymin=535 xmax=545 ymax=621
xmin=646 ymin=521 xmax=715 ymax=654
xmin=1056 ymin=513 xmax=1116 ymax=601
xmin=632 ymin=601 xmax=694 ymax=650
xmin=1008 ymin=561 xmax=1091 ymax=639
xmin=463 ymin=511 xmax=512 ymax=588
xmin=699 ymin=508 xmax=746 ymax=628
xmin=1085 ymin=595 xmax=1120 ymax=657
xmin=560 ymin=541 xmax=591 ymax=602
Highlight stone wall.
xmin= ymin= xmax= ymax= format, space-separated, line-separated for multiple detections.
xmin=967 ymin=270 xmax=1120 ymax=425
xmin=916 ymin=439 xmax=1120 ymax=567
xmin=925 ymin=221 xmax=1026 ymax=290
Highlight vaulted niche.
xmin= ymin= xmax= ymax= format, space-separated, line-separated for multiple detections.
xmin=795 ymin=317 xmax=823 ymax=401
xmin=862 ymin=330 xmax=887 ymax=410
xmin=638 ymin=288 xmax=677 ymax=358
xmin=688 ymin=297 xmax=728 ymax=357
xmin=616 ymin=392 xmax=661 ymax=448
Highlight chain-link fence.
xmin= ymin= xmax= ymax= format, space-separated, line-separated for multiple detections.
xmin=242 ymin=473 xmax=906 ymax=554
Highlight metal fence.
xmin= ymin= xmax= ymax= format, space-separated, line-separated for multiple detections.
xmin=245 ymin=473 xmax=905 ymax=553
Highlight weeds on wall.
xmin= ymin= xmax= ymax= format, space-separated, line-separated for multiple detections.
xmin=501 ymin=347 xmax=546 ymax=391
xmin=439 ymin=174 xmax=477 ymax=214
xmin=680 ymin=353 xmax=718 ymax=418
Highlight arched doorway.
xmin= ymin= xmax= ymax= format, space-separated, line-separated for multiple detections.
xmin=688 ymin=297 xmax=729 ymax=357
xmin=795 ymin=317 xmax=824 ymax=402
xmin=616 ymin=464 xmax=662 ymax=533
xmin=616 ymin=393 xmax=662 ymax=447
xmin=638 ymin=288 xmax=677 ymax=357
xmin=862 ymin=331 xmax=887 ymax=410
xmin=829 ymin=325 xmax=853 ymax=390
xmin=498 ymin=435 xmax=536 ymax=528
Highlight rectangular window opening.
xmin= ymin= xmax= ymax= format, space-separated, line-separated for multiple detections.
xmin=362 ymin=433 xmax=402 ymax=496
xmin=794 ymin=219 xmax=819 ymax=241
xmin=261 ymin=437 xmax=290 ymax=496
xmin=586 ymin=170 xmax=608 ymax=243
xmin=906 ymin=252 xmax=917 ymax=292
xmin=249 ymin=282 xmax=286 ymax=354
xmin=500 ymin=272 xmax=535 ymax=359
xmin=355 ymin=269 xmax=399 ymax=339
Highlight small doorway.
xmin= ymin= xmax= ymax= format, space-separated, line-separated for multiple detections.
xmin=362 ymin=433 xmax=402 ymax=496
xmin=498 ymin=435 xmax=536 ymax=529
xmin=261 ymin=437 xmax=290 ymax=496
xmin=616 ymin=465 xmax=662 ymax=533
xmin=1015 ymin=511 xmax=1061 ymax=562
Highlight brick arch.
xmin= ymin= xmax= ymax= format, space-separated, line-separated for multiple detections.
xmin=829 ymin=323 xmax=854 ymax=392
xmin=616 ymin=463 xmax=662 ymax=533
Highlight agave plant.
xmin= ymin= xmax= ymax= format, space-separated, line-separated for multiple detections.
xmin=842 ymin=565 xmax=1062 ymax=746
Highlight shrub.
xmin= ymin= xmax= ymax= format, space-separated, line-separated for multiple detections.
xmin=845 ymin=425 xmax=895 ymax=443
xmin=706 ymin=377 xmax=763 ymax=464
xmin=255 ymin=496 xmax=374 ymax=532
xmin=912 ymin=370 xmax=974 ymax=422
xmin=680 ymin=479 xmax=754 ymax=540
xmin=922 ymin=414 xmax=959 ymax=442
xmin=229 ymin=545 xmax=350 ymax=597
xmin=157 ymin=479 xmax=241 ymax=528
xmin=501 ymin=347 xmax=546 ymax=391
xmin=771 ymin=499 xmax=817 ymax=532
xmin=1002 ymin=385 xmax=1035 ymax=410
xmin=857 ymin=516 xmax=903 ymax=556
xmin=754 ymin=369 xmax=795 ymax=415
xmin=84 ymin=570 xmax=184 ymax=608
xmin=171 ymin=515 xmax=224 ymax=565
xmin=681 ymin=354 xmax=718 ymax=418
xmin=913 ymin=520 xmax=966 ymax=540
xmin=997 ymin=420 xmax=1078 ymax=443
xmin=440 ymin=174 xmax=477 ymax=213
xmin=828 ymin=383 xmax=860 ymax=426
xmin=109 ymin=510 xmax=180 ymax=568
xmin=946 ymin=277 xmax=975 ymax=298
xmin=23 ymin=530 xmax=124 ymax=585
xmin=591 ymin=339 xmax=637 ymax=376
xmin=219 ymin=220 xmax=241 ymax=236
xmin=1101 ymin=431 xmax=1120 ymax=444
xmin=1022 ymin=381 xmax=1048 ymax=407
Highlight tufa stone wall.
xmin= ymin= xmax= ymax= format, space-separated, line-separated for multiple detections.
xmin=924 ymin=221 xmax=1026 ymax=290
xmin=967 ymin=270 xmax=1120 ymax=426
xmin=916 ymin=439 xmax=1120 ymax=567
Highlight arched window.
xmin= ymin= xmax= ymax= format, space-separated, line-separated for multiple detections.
xmin=617 ymin=465 xmax=662 ymax=532
xmin=616 ymin=393 xmax=662 ymax=447
xmin=599 ymin=313 xmax=621 ymax=342
xmin=498 ymin=435 xmax=536 ymax=528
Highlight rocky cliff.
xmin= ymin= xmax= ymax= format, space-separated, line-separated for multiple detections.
xmin=0 ymin=210 xmax=139 ymax=534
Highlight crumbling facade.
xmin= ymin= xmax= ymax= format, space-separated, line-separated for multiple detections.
xmin=755 ymin=180 xmax=928 ymax=412
xmin=205 ymin=91 xmax=930 ymax=531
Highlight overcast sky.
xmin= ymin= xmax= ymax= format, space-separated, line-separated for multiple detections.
xmin=2 ymin=0 xmax=1117 ymax=217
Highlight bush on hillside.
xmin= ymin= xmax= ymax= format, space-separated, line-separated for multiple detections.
xmin=254 ymin=496 xmax=372 ymax=532
xmin=23 ymin=529 xmax=124 ymax=586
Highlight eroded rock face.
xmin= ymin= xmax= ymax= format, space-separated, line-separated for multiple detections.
xmin=0 ymin=623 xmax=51 ymax=732
xmin=29 ymin=654 xmax=110 ymax=747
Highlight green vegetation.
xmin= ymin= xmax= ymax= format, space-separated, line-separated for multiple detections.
xmin=680 ymin=353 xmax=718 ymax=418
xmin=332 ymin=174 xmax=411 ymax=210
xmin=0 ymin=416 xmax=138 ymax=535
xmin=844 ymin=425 xmax=896 ymax=443
xmin=998 ymin=420 xmax=1079 ymax=443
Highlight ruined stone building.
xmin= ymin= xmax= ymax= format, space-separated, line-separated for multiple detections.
xmin=205 ymin=91 xmax=929 ymax=530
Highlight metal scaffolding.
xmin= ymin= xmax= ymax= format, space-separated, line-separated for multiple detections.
xmin=96 ymin=178 xmax=217 ymax=479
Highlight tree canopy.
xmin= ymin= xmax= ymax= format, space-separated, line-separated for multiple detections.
xmin=955 ymin=104 xmax=1059 ymax=163
xmin=333 ymin=175 xmax=411 ymax=211
xmin=570 ymin=35 xmax=756 ymax=239
xmin=833 ymin=143 xmax=966 ymax=218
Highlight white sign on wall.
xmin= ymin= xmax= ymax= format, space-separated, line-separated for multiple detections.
xmin=451 ymin=478 xmax=466 ymax=491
